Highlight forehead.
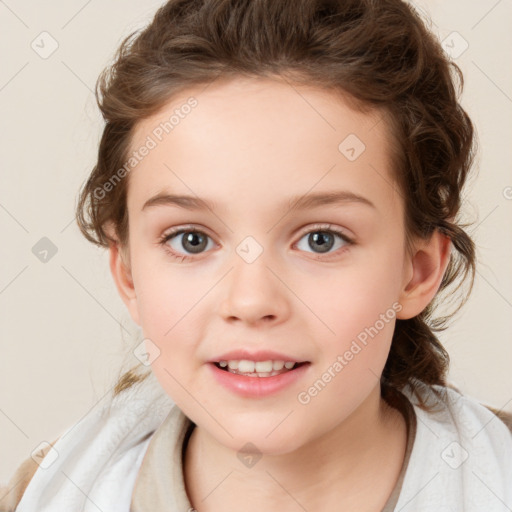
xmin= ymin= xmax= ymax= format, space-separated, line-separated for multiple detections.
xmin=127 ymin=76 xmax=400 ymax=218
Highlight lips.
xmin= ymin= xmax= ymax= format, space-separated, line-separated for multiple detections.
xmin=208 ymin=359 xmax=311 ymax=397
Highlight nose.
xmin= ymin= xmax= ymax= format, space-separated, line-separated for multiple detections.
xmin=218 ymin=256 xmax=290 ymax=327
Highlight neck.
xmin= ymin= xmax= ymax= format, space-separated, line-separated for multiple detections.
xmin=183 ymin=383 xmax=407 ymax=512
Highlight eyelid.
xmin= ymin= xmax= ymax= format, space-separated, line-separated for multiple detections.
xmin=159 ymin=224 xmax=215 ymax=241
xmin=295 ymin=223 xmax=354 ymax=243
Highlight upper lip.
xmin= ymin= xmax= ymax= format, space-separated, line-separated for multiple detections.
xmin=208 ymin=349 xmax=309 ymax=363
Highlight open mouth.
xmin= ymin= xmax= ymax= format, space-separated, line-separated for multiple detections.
xmin=213 ymin=361 xmax=309 ymax=378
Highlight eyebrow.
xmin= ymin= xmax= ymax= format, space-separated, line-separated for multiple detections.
xmin=141 ymin=190 xmax=376 ymax=213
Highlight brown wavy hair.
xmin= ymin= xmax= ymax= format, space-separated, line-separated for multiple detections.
xmin=75 ymin=0 xmax=477 ymax=410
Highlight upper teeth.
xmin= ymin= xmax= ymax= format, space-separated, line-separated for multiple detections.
xmin=218 ymin=360 xmax=296 ymax=372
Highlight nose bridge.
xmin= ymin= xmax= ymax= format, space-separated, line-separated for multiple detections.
xmin=218 ymin=241 xmax=289 ymax=324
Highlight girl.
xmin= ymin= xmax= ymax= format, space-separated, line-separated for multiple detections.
xmin=2 ymin=0 xmax=511 ymax=510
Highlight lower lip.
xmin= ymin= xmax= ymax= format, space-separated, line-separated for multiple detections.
xmin=208 ymin=362 xmax=311 ymax=398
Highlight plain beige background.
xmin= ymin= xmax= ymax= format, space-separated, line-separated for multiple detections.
xmin=1 ymin=0 xmax=511 ymax=484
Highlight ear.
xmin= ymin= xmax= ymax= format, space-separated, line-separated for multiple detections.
xmin=105 ymin=224 xmax=141 ymax=326
xmin=396 ymin=229 xmax=452 ymax=320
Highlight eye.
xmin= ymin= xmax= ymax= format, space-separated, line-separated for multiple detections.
xmin=294 ymin=224 xmax=353 ymax=258
xmin=158 ymin=223 xmax=354 ymax=262
xmin=158 ymin=227 xmax=215 ymax=262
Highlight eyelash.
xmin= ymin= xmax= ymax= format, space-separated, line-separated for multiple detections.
xmin=157 ymin=223 xmax=354 ymax=262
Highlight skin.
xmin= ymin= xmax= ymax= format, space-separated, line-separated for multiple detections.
xmin=108 ymin=76 xmax=451 ymax=511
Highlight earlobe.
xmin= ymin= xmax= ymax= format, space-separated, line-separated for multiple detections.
xmin=396 ymin=230 xmax=452 ymax=320
xmin=108 ymin=239 xmax=141 ymax=327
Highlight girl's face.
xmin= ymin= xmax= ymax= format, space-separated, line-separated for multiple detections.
xmin=115 ymin=76 xmax=415 ymax=454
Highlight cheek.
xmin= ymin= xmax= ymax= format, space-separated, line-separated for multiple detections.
xmin=131 ymin=259 xmax=216 ymax=360
xmin=132 ymin=253 xmax=197 ymax=332
xmin=302 ymin=247 xmax=403 ymax=364
xmin=296 ymin=266 xmax=400 ymax=421
xmin=133 ymin=267 xmax=206 ymax=403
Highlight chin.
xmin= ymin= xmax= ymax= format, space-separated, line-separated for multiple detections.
xmin=212 ymin=422 xmax=307 ymax=457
